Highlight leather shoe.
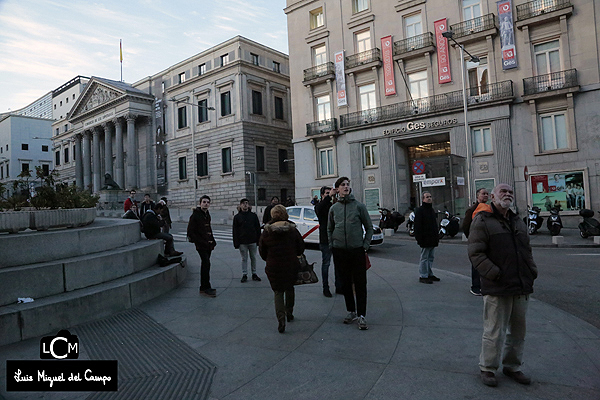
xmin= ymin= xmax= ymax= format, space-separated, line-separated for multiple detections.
xmin=480 ymin=371 xmax=498 ymax=387
xmin=428 ymin=275 xmax=440 ymax=281
xmin=419 ymin=277 xmax=433 ymax=284
xmin=278 ymin=319 xmax=286 ymax=333
xmin=323 ymin=288 xmax=333 ymax=297
xmin=502 ymin=368 xmax=531 ymax=385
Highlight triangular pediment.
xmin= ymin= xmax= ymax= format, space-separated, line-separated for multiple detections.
xmin=69 ymin=78 xmax=126 ymax=120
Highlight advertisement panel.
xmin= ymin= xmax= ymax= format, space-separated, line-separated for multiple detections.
xmin=381 ymin=36 xmax=396 ymax=96
xmin=334 ymin=51 xmax=347 ymax=107
xmin=530 ymin=171 xmax=586 ymax=211
xmin=497 ymin=0 xmax=518 ymax=70
xmin=434 ymin=19 xmax=452 ymax=84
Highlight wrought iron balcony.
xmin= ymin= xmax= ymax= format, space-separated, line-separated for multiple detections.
xmin=307 ymin=118 xmax=338 ymax=136
xmin=393 ymin=32 xmax=435 ymax=56
xmin=516 ymin=0 xmax=572 ymax=21
xmin=449 ymin=14 xmax=496 ymax=39
xmin=523 ymin=69 xmax=578 ymax=96
xmin=340 ymin=80 xmax=513 ymax=129
xmin=303 ymin=62 xmax=335 ymax=82
xmin=345 ymin=48 xmax=381 ymax=69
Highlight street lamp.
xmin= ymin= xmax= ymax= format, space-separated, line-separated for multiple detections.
xmin=442 ymin=30 xmax=479 ymax=208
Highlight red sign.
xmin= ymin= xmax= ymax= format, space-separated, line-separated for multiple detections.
xmin=412 ymin=160 xmax=425 ymax=175
xmin=381 ymin=35 xmax=396 ymax=96
xmin=434 ymin=19 xmax=452 ymax=84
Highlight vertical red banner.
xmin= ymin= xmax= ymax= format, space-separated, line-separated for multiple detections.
xmin=434 ymin=19 xmax=452 ymax=84
xmin=381 ymin=36 xmax=396 ymax=96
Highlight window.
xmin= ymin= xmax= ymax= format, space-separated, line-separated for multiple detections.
xmin=534 ymin=40 xmax=560 ymax=76
xmin=274 ymin=96 xmax=284 ymax=120
xmin=198 ymin=99 xmax=208 ymax=123
xmin=316 ymin=94 xmax=331 ymax=121
xmin=279 ymin=149 xmax=289 ymax=173
xmin=60 ymin=101 xmax=62 ymax=106
xmin=288 ymin=207 xmax=301 ymax=219
xmin=54 ymin=104 xmax=56 ymax=110
xmin=178 ymin=72 xmax=186 ymax=84
xmin=540 ymin=112 xmax=568 ymax=151
xmin=221 ymin=91 xmax=231 ymax=116
xmin=161 ymin=82 xmax=166 ymax=93
xmin=273 ymin=61 xmax=280 ymax=73
xmin=359 ymin=84 xmax=377 ymax=112
xmin=66 ymin=97 xmax=68 ymax=104
xmin=252 ymin=90 xmax=263 ymax=115
xmin=199 ymin=63 xmax=206 ymax=75
xmin=0 ymin=166 xmax=3 ymax=179
xmin=21 ymin=163 xmax=29 ymax=175
xmin=405 ymin=13 xmax=423 ymax=38
xmin=408 ymin=70 xmax=428 ymax=99
xmin=319 ymin=148 xmax=334 ymax=176
xmin=310 ymin=7 xmax=324 ymax=29
xmin=313 ymin=45 xmax=327 ymax=66
xmin=251 ymin=53 xmax=259 ymax=65
xmin=55 ymin=128 xmax=59 ymax=136
xmin=222 ymin=147 xmax=232 ymax=173
xmin=197 ymin=152 xmax=208 ymax=177
xmin=64 ymin=124 xmax=68 ymax=132
xmin=467 ymin=57 xmax=489 ymax=96
xmin=178 ymin=156 xmax=187 ymax=180
xmin=472 ymin=126 xmax=492 ymax=153
xmin=55 ymin=151 xmax=60 ymax=166
xmin=177 ymin=106 xmax=187 ymax=129
xmin=280 ymin=189 xmax=288 ymax=202
xmin=221 ymin=54 xmax=229 ymax=66
xmin=363 ymin=143 xmax=378 ymax=167
xmin=304 ymin=208 xmax=318 ymax=221
xmin=256 ymin=146 xmax=265 ymax=171
xmin=258 ymin=188 xmax=266 ymax=201
xmin=42 ymin=164 xmax=49 ymax=177
xmin=64 ymin=147 xmax=69 ymax=163
xmin=73 ymin=94 xmax=75 ymax=99
xmin=463 ymin=0 xmax=482 ymax=20
xmin=355 ymin=30 xmax=372 ymax=53
xmin=353 ymin=0 xmax=368 ymax=13
xmin=42 ymin=145 xmax=48 ymax=152
xmin=21 ymin=143 xmax=29 ymax=150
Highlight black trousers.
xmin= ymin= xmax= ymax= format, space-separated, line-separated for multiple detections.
xmin=197 ymin=248 xmax=212 ymax=291
xmin=332 ymin=247 xmax=367 ymax=317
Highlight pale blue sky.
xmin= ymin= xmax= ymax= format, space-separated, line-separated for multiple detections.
xmin=0 ymin=0 xmax=289 ymax=113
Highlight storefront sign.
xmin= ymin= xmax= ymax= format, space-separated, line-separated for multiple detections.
xmin=413 ymin=174 xmax=426 ymax=183
xmin=497 ymin=0 xmax=518 ymax=70
xmin=422 ymin=177 xmax=446 ymax=187
xmin=530 ymin=171 xmax=586 ymax=212
xmin=334 ymin=51 xmax=347 ymax=107
xmin=434 ymin=19 xmax=452 ymax=84
xmin=381 ymin=36 xmax=396 ymax=96
xmin=383 ymin=118 xmax=458 ymax=135
xmin=83 ymin=110 xmax=115 ymax=127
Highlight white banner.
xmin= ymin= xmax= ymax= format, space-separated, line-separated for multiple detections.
xmin=422 ymin=177 xmax=446 ymax=187
xmin=334 ymin=51 xmax=347 ymax=107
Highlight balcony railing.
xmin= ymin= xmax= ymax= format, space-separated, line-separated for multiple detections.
xmin=449 ymin=13 xmax=496 ymax=39
xmin=345 ymin=48 xmax=381 ymax=69
xmin=307 ymin=118 xmax=338 ymax=136
xmin=516 ymin=0 xmax=571 ymax=20
xmin=393 ymin=32 xmax=435 ymax=56
xmin=340 ymin=80 xmax=513 ymax=129
xmin=523 ymin=69 xmax=577 ymax=96
xmin=303 ymin=62 xmax=335 ymax=82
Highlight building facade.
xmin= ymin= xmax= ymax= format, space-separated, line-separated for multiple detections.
xmin=285 ymin=0 xmax=599 ymax=224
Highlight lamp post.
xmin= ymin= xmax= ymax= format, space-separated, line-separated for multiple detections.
xmin=442 ymin=30 xmax=479 ymax=207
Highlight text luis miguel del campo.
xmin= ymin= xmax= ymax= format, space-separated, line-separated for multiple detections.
xmin=6 ymin=330 xmax=118 ymax=391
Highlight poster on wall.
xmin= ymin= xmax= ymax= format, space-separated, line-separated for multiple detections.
xmin=434 ymin=19 xmax=452 ymax=84
xmin=334 ymin=51 xmax=347 ymax=107
xmin=154 ymin=95 xmax=167 ymax=195
xmin=497 ymin=0 xmax=518 ymax=70
xmin=474 ymin=178 xmax=495 ymax=197
xmin=530 ymin=171 xmax=586 ymax=211
xmin=364 ymin=188 xmax=381 ymax=215
xmin=381 ymin=36 xmax=396 ymax=96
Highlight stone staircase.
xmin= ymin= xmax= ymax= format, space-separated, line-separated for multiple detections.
xmin=0 ymin=218 xmax=186 ymax=346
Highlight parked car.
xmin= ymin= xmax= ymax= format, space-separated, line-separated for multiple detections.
xmin=286 ymin=206 xmax=384 ymax=246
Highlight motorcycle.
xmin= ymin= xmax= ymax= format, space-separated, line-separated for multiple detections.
xmin=379 ymin=207 xmax=406 ymax=232
xmin=578 ymin=209 xmax=600 ymax=238
xmin=525 ymin=206 xmax=543 ymax=235
xmin=406 ymin=211 xmax=415 ymax=236
xmin=546 ymin=206 xmax=563 ymax=236
xmin=438 ymin=210 xmax=460 ymax=239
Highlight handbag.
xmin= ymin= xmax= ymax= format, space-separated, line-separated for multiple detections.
xmin=295 ymin=254 xmax=319 ymax=285
xmin=365 ymin=252 xmax=371 ymax=270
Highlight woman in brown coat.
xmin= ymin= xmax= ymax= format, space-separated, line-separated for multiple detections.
xmin=259 ymin=205 xmax=305 ymax=333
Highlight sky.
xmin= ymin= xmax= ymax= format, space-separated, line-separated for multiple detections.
xmin=0 ymin=0 xmax=289 ymax=113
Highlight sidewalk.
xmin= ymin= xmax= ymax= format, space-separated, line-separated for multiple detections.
xmin=1 ymin=239 xmax=599 ymax=399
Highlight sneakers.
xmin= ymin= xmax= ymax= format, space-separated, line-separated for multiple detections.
xmin=323 ymin=288 xmax=333 ymax=297
xmin=252 ymin=274 xmax=262 ymax=282
xmin=502 ymin=368 xmax=531 ymax=385
xmin=419 ymin=277 xmax=433 ymax=284
xmin=241 ymin=274 xmax=248 ymax=283
xmin=480 ymin=371 xmax=498 ymax=387
xmin=428 ymin=275 xmax=440 ymax=281
xmin=470 ymin=288 xmax=482 ymax=296
xmin=357 ymin=315 xmax=368 ymax=330
xmin=343 ymin=311 xmax=358 ymax=324
xmin=199 ymin=288 xmax=216 ymax=297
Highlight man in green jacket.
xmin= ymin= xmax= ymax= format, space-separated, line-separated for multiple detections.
xmin=328 ymin=177 xmax=373 ymax=330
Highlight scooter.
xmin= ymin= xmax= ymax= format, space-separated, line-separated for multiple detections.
xmin=525 ymin=206 xmax=543 ymax=235
xmin=578 ymin=209 xmax=600 ymax=238
xmin=546 ymin=206 xmax=563 ymax=236
xmin=406 ymin=211 xmax=415 ymax=236
xmin=438 ymin=210 xmax=460 ymax=239
xmin=379 ymin=207 xmax=406 ymax=232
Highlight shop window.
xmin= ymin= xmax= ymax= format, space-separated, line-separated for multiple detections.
xmin=405 ymin=13 xmax=423 ymax=38
xmin=352 ymin=0 xmax=368 ymax=13
xmin=472 ymin=126 xmax=492 ymax=154
xmin=530 ymin=171 xmax=586 ymax=211
xmin=252 ymin=90 xmax=263 ymax=115
xmin=256 ymin=146 xmax=265 ymax=171
xmin=319 ymin=147 xmax=335 ymax=176
xmin=363 ymin=143 xmax=378 ymax=167
xmin=540 ymin=112 xmax=568 ymax=151
xmin=178 ymin=106 xmax=187 ymax=129
xmin=279 ymin=149 xmax=289 ymax=173
xmin=197 ymin=152 xmax=208 ymax=177
xmin=310 ymin=7 xmax=324 ymax=29
xmin=178 ymin=156 xmax=187 ymax=180
xmin=221 ymin=91 xmax=231 ymax=116
xmin=222 ymin=147 xmax=232 ymax=173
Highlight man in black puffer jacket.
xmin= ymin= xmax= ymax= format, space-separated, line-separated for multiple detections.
xmin=413 ymin=191 xmax=440 ymax=284
xmin=141 ymin=204 xmax=182 ymax=257
xmin=468 ymin=183 xmax=538 ymax=387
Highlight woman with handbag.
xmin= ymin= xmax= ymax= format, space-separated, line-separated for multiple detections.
xmin=259 ymin=205 xmax=305 ymax=333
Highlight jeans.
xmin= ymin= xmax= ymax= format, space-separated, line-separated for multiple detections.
xmin=197 ymin=248 xmax=212 ymax=291
xmin=153 ymin=232 xmax=175 ymax=254
xmin=480 ymin=295 xmax=529 ymax=372
xmin=419 ymin=247 xmax=435 ymax=278
xmin=319 ymin=243 xmax=340 ymax=291
xmin=273 ymin=289 xmax=295 ymax=322
xmin=239 ymin=243 xmax=258 ymax=275
xmin=332 ymin=247 xmax=367 ymax=317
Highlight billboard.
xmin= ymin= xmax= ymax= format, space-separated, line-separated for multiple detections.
xmin=434 ymin=19 xmax=452 ymax=84
xmin=334 ymin=51 xmax=347 ymax=107
xmin=381 ymin=36 xmax=396 ymax=96
xmin=497 ymin=0 xmax=518 ymax=70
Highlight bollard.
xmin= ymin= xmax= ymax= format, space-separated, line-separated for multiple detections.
xmin=551 ymin=236 xmax=564 ymax=245
xmin=384 ymin=228 xmax=394 ymax=237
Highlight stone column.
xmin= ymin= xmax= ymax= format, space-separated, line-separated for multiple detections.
xmin=82 ymin=131 xmax=92 ymax=190
xmin=75 ymin=134 xmax=83 ymax=188
xmin=126 ymin=114 xmax=137 ymax=189
xmin=114 ymin=118 xmax=124 ymax=189
xmin=103 ymin=123 xmax=113 ymax=177
xmin=92 ymin=128 xmax=102 ymax=192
